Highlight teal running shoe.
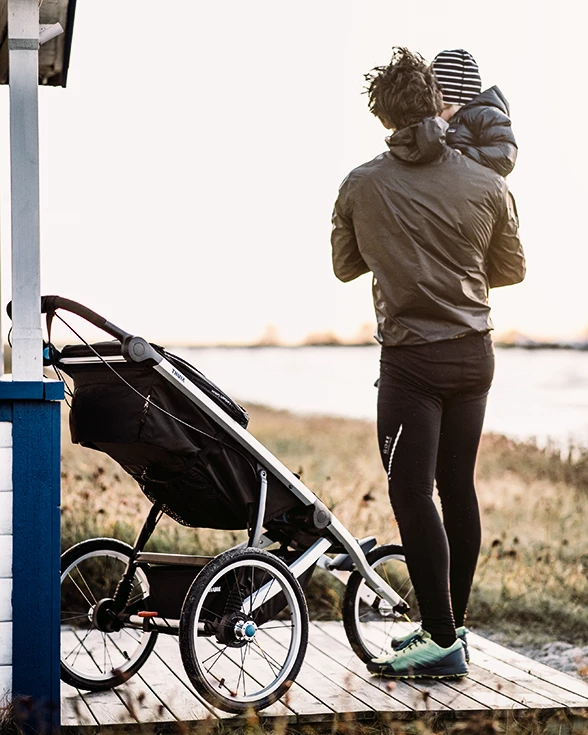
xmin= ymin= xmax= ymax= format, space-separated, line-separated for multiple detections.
xmin=368 ymin=630 xmax=468 ymax=679
xmin=391 ymin=627 xmax=423 ymax=650
xmin=392 ymin=626 xmax=469 ymax=663
xmin=455 ymin=626 xmax=469 ymax=663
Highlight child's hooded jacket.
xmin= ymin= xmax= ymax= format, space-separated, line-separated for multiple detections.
xmin=446 ymin=86 xmax=517 ymax=177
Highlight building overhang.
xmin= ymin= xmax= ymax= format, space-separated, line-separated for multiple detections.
xmin=0 ymin=0 xmax=76 ymax=86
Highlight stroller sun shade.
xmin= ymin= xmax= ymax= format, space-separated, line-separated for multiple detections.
xmin=58 ymin=342 xmax=297 ymax=530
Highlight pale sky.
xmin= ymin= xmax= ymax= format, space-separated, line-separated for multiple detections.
xmin=0 ymin=0 xmax=584 ymax=345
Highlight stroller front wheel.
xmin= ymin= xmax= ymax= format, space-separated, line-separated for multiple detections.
xmin=342 ymin=544 xmax=420 ymax=663
xmin=179 ymin=547 xmax=309 ymax=714
xmin=60 ymin=538 xmax=158 ymax=690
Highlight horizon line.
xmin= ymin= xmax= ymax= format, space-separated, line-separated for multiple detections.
xmin=33 ymin=332 xmax=588 ymax=351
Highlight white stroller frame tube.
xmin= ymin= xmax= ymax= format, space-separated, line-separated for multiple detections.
xmin=250 ymin=468 xmax=268 ymax=548
xmin=152 ymin=355 xmax=409 ymax=613
xmin=243 ymin=537 xmax=333 ymax=614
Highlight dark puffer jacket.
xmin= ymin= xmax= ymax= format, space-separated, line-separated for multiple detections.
xmin=446 ymin=86 xmax=517 ymax=177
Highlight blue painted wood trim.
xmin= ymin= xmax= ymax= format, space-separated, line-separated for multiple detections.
xmin=0 ymin=379 xmax=63 ymax=400
xmin=0 ymin=382 xmax=43 ymax=399
xmin=11 ymin=395 xmax=61 ymax=729
xmin=43 ymin=381 xmax=64 ymax=401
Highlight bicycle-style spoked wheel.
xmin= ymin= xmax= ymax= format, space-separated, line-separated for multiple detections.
xmin=342 ymin=544 xmax=420 ymax=663
xmin=60 ymin=538 xmax=158 ymax=690
xmin=179 ymin=547 xmax=308 ymax=713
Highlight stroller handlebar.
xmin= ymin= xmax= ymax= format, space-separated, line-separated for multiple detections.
xmin=7 ymin=295 xmax=131 ymax=342
xmin=7 ymin=295 xmax=161 ymax=365
xmin=45 ymin=295 xmax=131 ymax=342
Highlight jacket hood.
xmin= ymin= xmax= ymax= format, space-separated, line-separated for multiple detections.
xmin=462 ymin=86 xmax=510 ymax=116
xmin=386 ymin=117 xmax=448 ymax=164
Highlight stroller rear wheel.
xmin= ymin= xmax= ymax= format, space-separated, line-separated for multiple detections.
xmin=60 ymin=538 xmax=158 ymax=690
xmin=179 ymin=547 xmax=309 ymax=713
xmin=342 ymin=544 xmax=420 ymax=663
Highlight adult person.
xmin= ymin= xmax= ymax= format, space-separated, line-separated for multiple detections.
xmin=331 ymin=47 xmax=525 ymax=679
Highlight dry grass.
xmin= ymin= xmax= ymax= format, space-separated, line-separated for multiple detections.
xmin=60 ymin=402 xmax=588 ymax=646
xmin=166 ymin=708 xmax=588 ymax=735
xmin=471 ymin=444 xmax=588 ymax=644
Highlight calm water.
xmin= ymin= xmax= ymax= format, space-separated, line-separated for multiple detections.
xmin=173 ymin=345 xmax=588 ymax=448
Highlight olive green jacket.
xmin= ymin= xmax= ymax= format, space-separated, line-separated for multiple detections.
xmin=331 ymin=117 xmax=525 ymax=346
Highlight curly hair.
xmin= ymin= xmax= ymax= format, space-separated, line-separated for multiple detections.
xmin=364 ymin=47 xmax=443 ymax=130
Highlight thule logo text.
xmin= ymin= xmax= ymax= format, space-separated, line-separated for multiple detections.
xmin=171 ymin=368 xmax=186 ymax=383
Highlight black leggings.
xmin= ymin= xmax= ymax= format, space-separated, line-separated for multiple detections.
xmin=377 ymin=332 xmax=494 ymax=647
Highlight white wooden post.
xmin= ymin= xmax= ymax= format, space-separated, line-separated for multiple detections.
xmin=8 ymin=0 xmax=42 ymax=381
xmin=0 ymin=2 xmax=62 ymax=728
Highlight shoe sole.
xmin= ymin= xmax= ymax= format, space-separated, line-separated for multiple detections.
xmin=367 ymin=658 xmax=468 ymax=679
xmin=369 ymin=670 xmax=468 ymax=680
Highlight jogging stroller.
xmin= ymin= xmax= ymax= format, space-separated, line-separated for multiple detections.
xmin=35 ymin=296 xmax=417 ymax=714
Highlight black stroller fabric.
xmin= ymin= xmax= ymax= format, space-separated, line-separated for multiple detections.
xmin=58 ymin=342 xmax=298 ymax=530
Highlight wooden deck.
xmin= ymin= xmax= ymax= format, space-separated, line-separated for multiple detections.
xmin=62 ymin=622 xmax=588 ymax=732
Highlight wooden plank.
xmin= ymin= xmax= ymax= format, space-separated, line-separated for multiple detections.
xmin=61 ymin=629 xmax=106 ymax=684
xmin=365 ymin=623 xmax=541 ymax=712
xmin=436 ymin=665 xmax=527 ymax=712
xmin=62 ymin=629 xmax=178 ymax=726
xmin=61 ymin=682 xmax=98 ymax=727
xmin=150 ymin=635 xmax=247 ymax=720
xmin=113 ymin=677 xmax=177 ymax=726
xmin=469 ymin=644 xmax=588 ymax=708
xmin=306 ymin=624 xmax=414 ymax=713
xmin=315 ymin=621 xmax=481 ymax=713
xmin=470 ymin=633 xmax=588 ymax=703
xmin=213 ymin=629 xmax=326 ymax=721
xmin=230 ymin=626 xmax=336 ymax=722
xmin=311 ymin=622 xmax=451 ymax=713
xmin=61 ymin=620 xmax=588 ymax=729
xmin=263 ymin=625 xmax=376 ymax=722
xmin=153 ymin=633 xmax=295 ymax=720
xmin=134 ymin=641 xmax=219 ymax=723
xmin=355 ymin=624 xmax=588 ymax=709
xmin=61 ymin=626 xmax=152 ymax=689
xmin=73 ymin=629 xmax=179 ymax=726
xmin=322 ymin=620 xmax=510 ymax=713
xmin=78 ymin=688 xmax=139 ymax=726
xmin=62 ymin=631 xmax=143 ymax=725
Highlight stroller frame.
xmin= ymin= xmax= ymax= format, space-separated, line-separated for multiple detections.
xmin=153 ymin=348 xmax=406 ymax=608
xmin=45 ymin=296 xmax=415 ymax=714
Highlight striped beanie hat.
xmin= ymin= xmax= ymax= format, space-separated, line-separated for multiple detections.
xmin=432 ymin=49 xmax=482 ymax=105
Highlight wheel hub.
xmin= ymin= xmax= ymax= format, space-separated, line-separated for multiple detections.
xmin=92 ymin=598 xmax=124 ymax=633
xmin=216 ymin=612 xmax=256 ymax=647
xmin=234 ymin=619 xmax=257 ymax=641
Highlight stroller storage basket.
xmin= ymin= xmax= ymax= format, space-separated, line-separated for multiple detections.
xmin=139 ymin=548 xmax=315 ymax=622
xmin=58 ymin=341 xmax=297 ymax=530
